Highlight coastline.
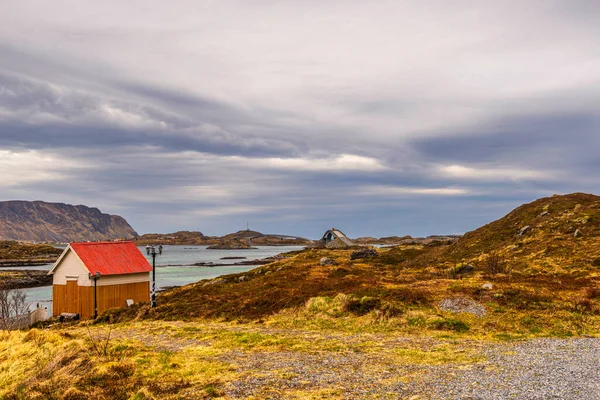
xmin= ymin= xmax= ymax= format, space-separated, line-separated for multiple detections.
xmin=0 ymin=270 xmax=52 ymax=290
xmin=0 ymin=258 xmax=58 ymax=267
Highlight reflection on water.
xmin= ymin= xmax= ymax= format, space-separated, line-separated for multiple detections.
xmin=21 ymin=245 xmax=304 ymax=315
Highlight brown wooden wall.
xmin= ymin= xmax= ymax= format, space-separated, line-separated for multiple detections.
xmin=53 ymin=281 xmax=150 ymax=319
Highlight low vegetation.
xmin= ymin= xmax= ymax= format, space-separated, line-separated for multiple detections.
xmin=2 ymin=193 xmax=600 ymax=398
xmin=0 ymin=241 xmax=62 ymax=266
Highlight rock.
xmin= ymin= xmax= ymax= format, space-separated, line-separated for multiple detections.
xmin=455 ymin=264 xmax=475 ymax=274
xmin=237 ymin=276 xmax=246 ymax=282
xmin=350 ymin=248 xmax=379 ymax=260
xmin=320 ymin=257 xmax=337 ymax=266
xmin=519 ymin=226 xmax=531 ymax=236
xmin=438 ymin=297 xmax=486 ymax=317
xmin=538 ymin=211 xmax=549 ymax=217
xmin=574 ymin=229 xmax=583 ymax=238
xmin=481 ymin=283 xmax=493 ymax=290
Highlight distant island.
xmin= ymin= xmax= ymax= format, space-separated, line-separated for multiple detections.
xmin=134 ymin=229 xmax=312 ymax=248
xmin=0 ymin=240 xmax=63 ymax=267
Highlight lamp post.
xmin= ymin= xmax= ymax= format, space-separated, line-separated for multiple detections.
xmin=150 ymin=245 xmax=157 ymax=308
xmin=89 ymin=271 xmax=101 ymax=318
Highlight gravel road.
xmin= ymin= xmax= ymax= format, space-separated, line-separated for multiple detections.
xmin=222 ymin=337 xmax=600 ymax=399
xmin=415 ymin=338 xmax=600 ymax=400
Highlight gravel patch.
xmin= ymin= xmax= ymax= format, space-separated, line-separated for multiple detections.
xmin=412 ymin=338 xmax=600 ymax=399
xmin=438 ymin=297 xmax=487 ymax=317
xmin=222 ymin=350 xmax=414 ymax=398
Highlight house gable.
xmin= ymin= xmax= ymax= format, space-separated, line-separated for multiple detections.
xmin=50 ymin=247 xmax=92 ymax=287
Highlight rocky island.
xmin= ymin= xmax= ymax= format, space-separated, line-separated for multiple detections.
xmin=135 ymin=229 xmax=312 ymax=247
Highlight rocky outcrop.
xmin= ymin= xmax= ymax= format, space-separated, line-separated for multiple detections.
xmin=0 ymin=201 xmax=137 ymax=242
xmin=320 ymin=257 xmax=337 ymax=266
xmin=350 ymin=248 xmax=379 ymax=260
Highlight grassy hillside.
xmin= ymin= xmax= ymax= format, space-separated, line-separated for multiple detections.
xmin=2 ymin=193 xmax=600 ymax=399
xmin=121 ymin=193 xmax=600 ymax=337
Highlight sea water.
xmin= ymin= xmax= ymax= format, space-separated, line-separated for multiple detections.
xmin=19 ymin=245 xmax=304 ymax=315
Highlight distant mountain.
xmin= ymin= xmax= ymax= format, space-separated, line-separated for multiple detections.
xmin=0 ymin=201 xmax=137 ymax=242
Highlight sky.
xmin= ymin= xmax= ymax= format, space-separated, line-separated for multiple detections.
xmin=1 ymin=1 xmax=599 ymax=239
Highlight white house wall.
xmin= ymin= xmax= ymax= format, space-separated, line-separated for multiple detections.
xmin=51 ymin=249 xmax=92 ymax=286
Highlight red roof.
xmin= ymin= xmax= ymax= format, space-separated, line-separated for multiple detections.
xmin=69 ymin=241 xmax=152 ymax=276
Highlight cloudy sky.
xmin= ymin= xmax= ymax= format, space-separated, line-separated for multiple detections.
xmin=1 ymin=1 xmax=599 ymax=238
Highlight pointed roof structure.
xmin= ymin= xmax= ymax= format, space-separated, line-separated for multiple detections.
xmin=49 ymin=241 xmax=152 ymax=276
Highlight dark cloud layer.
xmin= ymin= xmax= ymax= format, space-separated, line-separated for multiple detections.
xmin=1 ymin=1 xmax=599 ymax=238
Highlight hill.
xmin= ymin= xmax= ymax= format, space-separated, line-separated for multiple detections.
xmin=116 ymin=193 xmax=600 ymax=336
xmin=0 ymin=201 xmax=137 ymax=242
xmin=414 ymin=192 xmax=600 ymax=271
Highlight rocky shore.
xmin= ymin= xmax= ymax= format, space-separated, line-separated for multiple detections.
xmin=0 ymin=258 xmax=57 ymax=267
xmin=0 ymin=270 xmax=52 ymax=290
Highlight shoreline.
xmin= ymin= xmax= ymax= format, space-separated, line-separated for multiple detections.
xmin=0 ymin=269 xmax=52 ymax=290
xmin=0 ymin=258 xmax=57 ymax=268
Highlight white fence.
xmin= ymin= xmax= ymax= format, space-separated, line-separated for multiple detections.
xmin=2 ymin=306 xmax=48 ymax=330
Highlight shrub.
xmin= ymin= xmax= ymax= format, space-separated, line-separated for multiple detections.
xmin=428 ymin=318 xmax=470 ymax=333
xmin=345 ymin=296 xmax=380 ymax=316
xmin=406 ymin=315 xmax=427 ymax=327
xmin=447 ymin=264 xmax=474 ymax=279
xmin=485 ymin=254 xmax=511 ymax=275
xmin=305 ymin=294 xmax=353 ymax=316
xmin=572 ymin=298 xmax=596 ymax=313
xmin=62 ymin=387 xmax=89 ymax=400
xmin=584 ymin=287 xmax=600 ymax=299
xmin=376 ymin=302 xmax=404 ymax=319
xmin=391 ymin=287 xmax=431 ymax=305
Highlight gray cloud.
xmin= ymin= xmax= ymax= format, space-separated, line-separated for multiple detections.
xmin=0 ymin=1 xmax=599 ymax=238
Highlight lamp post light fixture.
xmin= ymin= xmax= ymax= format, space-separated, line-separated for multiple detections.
xmin=150 ymin=245 xmax=157 ymax=308
xmin=89 ymin=271 xmax=101 ymax=318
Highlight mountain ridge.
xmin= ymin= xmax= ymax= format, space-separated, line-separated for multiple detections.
xmin=0 ymin=200 xmax=137 ymax=242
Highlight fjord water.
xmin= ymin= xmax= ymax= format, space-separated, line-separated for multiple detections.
xmin=23 ymin=245 xmax=304 ymax=315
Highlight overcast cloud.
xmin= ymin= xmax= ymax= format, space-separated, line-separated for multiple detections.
xmin=0 ymin=0 xmax=599 ymax=238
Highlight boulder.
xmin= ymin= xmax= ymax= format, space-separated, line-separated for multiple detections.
xmin=574 ymin=229 xmax=583 ymax=238
xmin=350 ymin=248 xmax=378 ymax=260
xmin=320 ymin=257 xmax=337 ymax=266
xmin=481 ymin=283 xmax=493 ymax=290
xmin=519 ymin=226 xmax=530 ymax=236
xmin=455 ymin=264 xmax=475 ymax=275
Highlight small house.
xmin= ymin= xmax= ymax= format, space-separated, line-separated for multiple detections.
xmin=48 ymin=241 xmax=152 ymax=318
